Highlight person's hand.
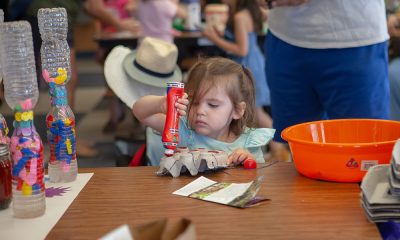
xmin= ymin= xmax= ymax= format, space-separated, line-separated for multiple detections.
xmin=227 ymin=148 xmax=254 ymax=165
xmin=203 ymin=25 xmax=220 ymax=42
xmin=118 ymin=19 xmax=141 ymax=33
xmin=270 ymin=0 xmax=308 ymax=8
xmin=176 ymin=93 xmax=189 ymax=116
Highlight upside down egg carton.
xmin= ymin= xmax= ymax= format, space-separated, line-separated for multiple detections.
xmin=156 ymin=147 xmax=228 ymax=177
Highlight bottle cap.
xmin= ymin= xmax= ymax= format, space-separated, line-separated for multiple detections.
xmin=243 ymin=159 xmax=257 ymax=169
xmin=165 ymin=149 xmax=174 ymax=156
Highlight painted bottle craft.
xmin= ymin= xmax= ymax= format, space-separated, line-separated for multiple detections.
xmin=1 ymin=21 xmax=45 ymax=218
xmin=39 ymin=8 xmax=78 ymax=183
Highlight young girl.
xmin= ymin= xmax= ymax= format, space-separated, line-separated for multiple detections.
xmin=132 ymin=57 xmax=275 ymax=164
xmin=203 ymin=0 xmax=291 ymax=161
xmin=203 ymin=0 xmax=271 ymax=130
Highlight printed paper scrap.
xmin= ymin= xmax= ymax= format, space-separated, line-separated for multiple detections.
xmin=173 ymin=176 xmax=268 ymax=208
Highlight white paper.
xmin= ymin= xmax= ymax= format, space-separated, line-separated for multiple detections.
xmin=173 ymin=176 xmax=216 ymax=196
xmin=173 ymin=176 xmax=264 ymax=208
xmin=0 ymin=173 xmax=93 ymax=240
xmin=204 ymin=182 xmax=252 ymax=204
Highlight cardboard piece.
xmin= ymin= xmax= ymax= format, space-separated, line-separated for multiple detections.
xmin=157 ymin=148 xmax=228 ymax=177
xmin=101 ymin=219 xmax=196 ymax=240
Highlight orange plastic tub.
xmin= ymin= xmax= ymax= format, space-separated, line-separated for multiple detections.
xmin=281 ymin=119 xmax=400 ymax=182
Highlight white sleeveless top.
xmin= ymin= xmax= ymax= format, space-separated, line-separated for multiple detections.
xmin=267 ymin=0 xmax=389 ymax=49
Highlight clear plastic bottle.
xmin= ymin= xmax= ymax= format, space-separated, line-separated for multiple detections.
xmin=38 ymin=8 xmax=77 ymax=182
xmin=1 ymin=21 xmax=45 ymax=218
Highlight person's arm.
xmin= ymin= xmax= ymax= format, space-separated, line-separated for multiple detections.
xmin=84 ymin=0 xmax=139 ymax=32
xmin=203 ymin=12 xmax=248 ymax=57
xmin=170 ymin=0 xmax=188 ymax=19
xmin=132 ymin=94 xmax=189 ymax=133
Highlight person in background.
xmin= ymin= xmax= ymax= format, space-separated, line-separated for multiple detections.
xmin=388 ymin=13 xmax=400 ymax=120
xmin=84 ymin=0 xmax=140 ymax=134
xmin=133 ymin=57 xmax=275 ymax=164
xmin=138 ymin=0 xmax=187 ymax=43
xmin=203 ymin=0 xmax=286 ymax=161
xmin=84 ymin=0 xmax=139 ymax=34
xmin=264 ymin=0 xmax=389 ymax=159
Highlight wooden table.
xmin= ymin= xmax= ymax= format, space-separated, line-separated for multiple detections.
xmin=47 ymin=162 xmax=379 ymax=239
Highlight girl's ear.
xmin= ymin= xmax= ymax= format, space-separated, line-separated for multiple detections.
xmin=233 ymin=101 xmax=246 ymax=120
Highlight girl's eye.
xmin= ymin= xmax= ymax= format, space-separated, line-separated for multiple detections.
xmin=208 ymin=103 xmax=218 ymax=108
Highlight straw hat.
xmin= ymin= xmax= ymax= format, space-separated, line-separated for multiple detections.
xmin=104 ymin=37 xmax=182 ymax=108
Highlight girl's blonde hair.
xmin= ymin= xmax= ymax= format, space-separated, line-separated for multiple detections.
xmin=185 ymin=57 xmax=256 ymax=136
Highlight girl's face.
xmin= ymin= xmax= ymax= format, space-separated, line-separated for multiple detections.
xmin=188 ymin=84 xmax=243 ymax=141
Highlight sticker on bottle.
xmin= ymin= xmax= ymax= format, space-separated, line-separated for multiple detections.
xmin=361 ymin=160 xmax=378 ymax=171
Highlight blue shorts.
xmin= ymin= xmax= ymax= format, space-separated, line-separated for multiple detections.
xmin=265 ymin=32 xmax=390 ymax=142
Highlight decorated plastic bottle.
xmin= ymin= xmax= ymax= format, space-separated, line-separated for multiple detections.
xmin=0 ymin=9 xmax=10 ymax=145
xmin=1 ymin=21 xmax=45 ymax=218
xmin=38 ymin=8 xmax=77 ymax=182
xmin=162 ymin=82 xmax=184 ymax=156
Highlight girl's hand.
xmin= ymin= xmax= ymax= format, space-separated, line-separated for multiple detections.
xmin=227 ymin=149 xmax=254 ymax=165
xmin=203 ymin=25 xmax=220 ymax=42
xmin=175 ymin=93 xmax=189 ymax=116
xmin=270 ymin=0 xmax=308 ymax=8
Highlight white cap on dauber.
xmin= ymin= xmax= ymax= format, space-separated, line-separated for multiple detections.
xmin=165 ymin=149 xmax=174 ymax=156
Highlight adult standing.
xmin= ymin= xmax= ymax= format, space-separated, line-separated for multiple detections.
xmin=265 ymin=0 xmax=389 ymax=147
xmin=388 ymin=12 xmax=400 ymax=120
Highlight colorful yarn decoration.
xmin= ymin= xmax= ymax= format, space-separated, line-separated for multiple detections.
xmin=10 ymin=101 xmax=44 ymax=196
xmin=42 ymin=68 xmax=67 ymax=85
xmin=46 ymin=82 xmax=76 ymax=173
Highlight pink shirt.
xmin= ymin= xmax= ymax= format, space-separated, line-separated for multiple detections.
xmin=138 ymin=0 xmax=177 ymax=43
xmin=102 ymin=0 xmax=131 ymax=32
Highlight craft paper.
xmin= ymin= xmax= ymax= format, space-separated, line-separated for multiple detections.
xmin=173 ymin=176 xmax=267 ymax=208
xmin=0 ymin=173 xmax=93 ymax=239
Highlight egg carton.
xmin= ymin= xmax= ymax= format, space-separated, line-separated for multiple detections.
xmin=156 ymin=148 xmax=228 ymax=177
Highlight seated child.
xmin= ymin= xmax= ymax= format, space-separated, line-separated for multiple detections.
xmin=132 ymin=57 xmax=275 ymax=165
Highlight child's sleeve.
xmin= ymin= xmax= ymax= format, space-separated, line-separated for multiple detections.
xmin=245 ymin=128 xmax=276 ymax=163
xmin=178 ymin=117 xmax=190 ymax=147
